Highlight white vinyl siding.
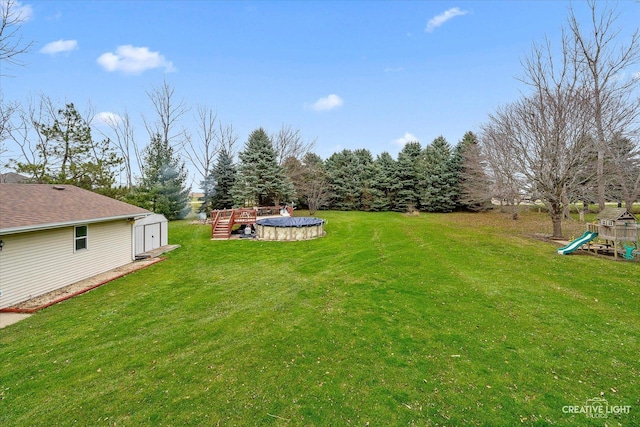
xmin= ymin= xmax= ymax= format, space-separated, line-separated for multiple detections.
xmin=0 ymin=220 xmax=133 ymax=309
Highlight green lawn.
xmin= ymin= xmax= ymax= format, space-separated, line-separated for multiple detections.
xmin=1 ymin=210 xmax=638 ymax=426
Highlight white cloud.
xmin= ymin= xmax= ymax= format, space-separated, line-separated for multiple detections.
xmin=93 ymin=112 xmax=122 ymax=126
xmin=425 ymin=7 xmax=470 ymax=33
xmin=40 ymin=39 xmax=78 ymax=55
xmin=307 ymin=94 xmax=344 ymax=112
xmin=393 ymin=132 xmax=419 ymax=147
xmin=97 ymin=45 xmax=176 ymax=74
xmin=8 ymin=1 xmax=33 ymax=22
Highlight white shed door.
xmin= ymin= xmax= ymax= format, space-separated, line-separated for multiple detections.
xmin=145 ymin=223 xmax=161 ymax=252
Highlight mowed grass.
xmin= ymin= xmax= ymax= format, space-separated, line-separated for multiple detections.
xmin=1 ymin=210 xmax=638 ymax=426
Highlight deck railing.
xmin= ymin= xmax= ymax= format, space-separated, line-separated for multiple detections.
xmin=587 ymin=222 xmax=638 ymax=242
xmin=233 ymin=208 xmax=257 ymax=224
xmin=210 ymin=210 xmax=223 ymax=238
xmin=210 ymin=206 xmax=293 ymax=239
xmin=210 ymin=210 xmax=221 ymax=235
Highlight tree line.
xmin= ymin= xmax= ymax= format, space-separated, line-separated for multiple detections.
xmin=0 ymin=84 xmax=488 ymax=219
xmin=1 ymin=0 xmax=638 ymax=236
xmin=200 ymin=129 xmax=486 ymax=216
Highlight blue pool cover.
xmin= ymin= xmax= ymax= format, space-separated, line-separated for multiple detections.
xmin=256 ymin=217 xmax=324 ymax=227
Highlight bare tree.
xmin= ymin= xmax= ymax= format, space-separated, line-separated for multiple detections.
xmin=486 ymin=91 xmax=592 ymax=237
xmin=0 ymin=0 xmax=33 ymax=75
xmin=0 ymin=93 xmax=17 ymax=170
xmin=568 ymin=0 xmax=640 ymax=211
xmin=143 ymin=78 xmax=190 ymax=152
xmin=272 ymin=123 xmax=316 ymax=207
xmin=0 ymin=0 xmax=31 ymax=162
xmin=484 ymin=30 xmax=594 ymax=238
xmin=0 ymin=93 xmax=15 ymax=139
xmin=99 ymin=110 xmax=139 ymax=187
xmin=7 ymin=94 xmax=56 ymax=182
xmin=182 ymin=104 xmax=219 ymax=185
xmin=293 ymin=152 xmax=330 ymax=215
xmin=215 ymin=121 xmax=239 ymax=159
xmin=480 ymin=119 xmax=528 ymax=219
xmin=483 ymin=92 xmax=593 ymax=237
xmin=272 ymin=123 xmax=316 ymax=166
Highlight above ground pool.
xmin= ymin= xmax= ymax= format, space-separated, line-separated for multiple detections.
xmin=255 ymin=217 xmax=325 ymax=241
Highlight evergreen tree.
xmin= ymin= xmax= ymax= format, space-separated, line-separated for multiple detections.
xmin=420 ymin=136 xmax=457 ymax=212
xmin=353 ymin=149 xmax=375 ymax=211
xmin=370 ymin=152 xmax=399 ymax=211
xmin=201 ymin=146 xmax=237 ymax=212
xmin=455 ymin=131 xmax=493 ymax=211
xmin=325 ymin=149 xmax=362 ymax=210
xmin=232 ymin=128 xmax=294 ymax=207
xmin=570 ymin=137 xmax=599 ymax=208
xmin=605 ymin=135 xmax=640 ymax=209
xmin=394 ymin=142 xmax=422 ymax=212
xmin=14 ymin=102 xmax=121 ymax=193
xmin=130 ymin=133 xmax=191 ymax=220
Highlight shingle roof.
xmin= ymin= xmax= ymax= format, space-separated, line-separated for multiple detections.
xmin=0 ymin=184 xmax=150 ymax=234
xmin=597 ymin=207 xmax=637 ymax=221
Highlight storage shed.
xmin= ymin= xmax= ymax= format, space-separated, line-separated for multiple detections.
xmin=134 ymin=214 xmax=168 ymax=256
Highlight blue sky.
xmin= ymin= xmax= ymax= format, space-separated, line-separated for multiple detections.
xmin=2 ymin=1 xmax=639 ymax=185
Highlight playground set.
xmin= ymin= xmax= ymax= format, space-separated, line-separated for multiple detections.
xmin=557 ymin=207 xmax=639 ymax=260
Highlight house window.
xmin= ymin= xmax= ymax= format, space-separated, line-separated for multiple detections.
xmin=75 ymin=225 xmax=88 ymax=251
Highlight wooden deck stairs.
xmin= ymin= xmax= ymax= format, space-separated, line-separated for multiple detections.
xmin=211 ymin=217 xmax=233 ymax=239
xmin=210 ymin=206 xmax=293 ymax=240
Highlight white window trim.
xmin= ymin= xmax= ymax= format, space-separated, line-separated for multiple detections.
xmin=74 ymin=225 xmax=88 ymax=252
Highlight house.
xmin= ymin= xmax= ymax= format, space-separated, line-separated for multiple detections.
xmin=0 ymin=184 xmax=153 ymax=309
